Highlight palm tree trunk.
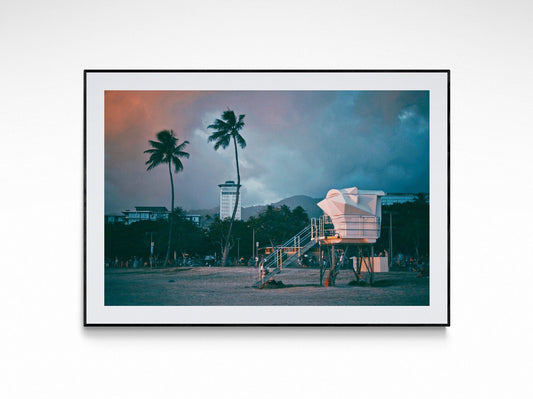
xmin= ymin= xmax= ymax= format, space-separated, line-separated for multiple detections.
xmin=165 ymin=161 xmax=174 ymax=266
xmin=221 ymin=137 xmax=240 ymax=267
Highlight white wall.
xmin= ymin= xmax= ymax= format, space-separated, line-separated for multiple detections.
xmin=1 ymin=1 xmax=532 ymax=398
xmin=353 ymin=257 xmax=389 ymax=273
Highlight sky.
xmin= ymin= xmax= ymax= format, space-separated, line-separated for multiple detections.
xmin=105 ymin=90 xmax=429 ymax=214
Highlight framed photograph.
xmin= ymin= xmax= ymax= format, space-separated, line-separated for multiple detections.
xmin=85 ymin=70 xmax=449 ymax=326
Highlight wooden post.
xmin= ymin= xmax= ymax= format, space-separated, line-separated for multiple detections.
xmin=357 ymin=246 xmax=363 ymax=281
xmin=320 ymin=247 xmax=326 ymax=286
xmin=330 ymin=245 xmax=336 ymax=286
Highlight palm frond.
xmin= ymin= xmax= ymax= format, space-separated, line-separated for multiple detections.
xmin=236 ymin=114 xmax=245 ymax=129
xmin=207 ymin=130 xmax=227 ymax=143
xmin=145 ymin=151 xmax=164 ymax=170
xmin=174 ymin=142 xmax=190 ymax=159
xmin=208 ymin=109 xmax=246 ymax=152
xmin=207 ymin=119 xmax=227 ymax=130
xmin=222 ymin=110 xmax=236 ymax=126
xmin=156 ymin=129 xmax=177 ymax=146
xmin=175 ymin=150 xmax=190 ymax=159
xmin=146 ymin=162 xmax=161 ymax=171
xmin=147 ymin=140 xmax=165 ymax=150
xmin=235 ymin=133 xmax=247 ymax=149
xmin=145 ymin=129 xmax=189 ymax=172
xmin=171 ymin=157 xmax=184 ymax=172
xmin=175 ymin=140 xmax=190 ymax=152
xmin=214 ymin=136 xmax=231 ymax=150
xmin=146 ymin=151 xmax=164 ymax=162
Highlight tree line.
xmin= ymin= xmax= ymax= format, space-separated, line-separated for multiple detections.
xmin=374 ymin=194 xmax=430 ymax=263
xmin=105 ymin=198 xmax=429 ymax=266
xmin=105 ymin=204 xmax=311 ymax=264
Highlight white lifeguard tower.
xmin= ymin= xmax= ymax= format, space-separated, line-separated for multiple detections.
xmin=315 ymin=187 xmax=385 ymax=244
xmin=312 ymin=186 xmax=386 ymax=286
xmin=252 ymin=186 xmax=387 ymax=288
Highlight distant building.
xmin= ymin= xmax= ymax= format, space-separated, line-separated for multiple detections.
xmin=382 ymin=193 xmax=428 ymax=206
xmin=184 ymin=214 xmax=201 ymax=226
xmin=105 ymin=214 xmax=126 ymax=224
xmin=122 ymin=206 xmax=169 ymax=225
xmin=218 ymin=180 xmax=241 ymax=220
xmin=106 ymin=206 xmax=202 ymax=226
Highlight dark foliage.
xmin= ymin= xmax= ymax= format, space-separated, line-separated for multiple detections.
xmin=105 ymin=196 xmax=427 ymax=266
xmin=105 ymin=207 xmax=205 ymax=261
xmin=375 ymin=193 xmax=429 ymax=261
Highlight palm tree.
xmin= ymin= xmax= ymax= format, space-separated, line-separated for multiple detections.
xmin=144 ymin=130 xmax=189 ymax=266
xmin=208 ymin=109 xmax=246 ymax=267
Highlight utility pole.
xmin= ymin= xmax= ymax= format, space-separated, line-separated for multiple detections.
xmin=385 ymin=211 xmax=398 ymax=268
xmin=237 ymin=237 xmax=241 ymax=261
xmin=150 ymin=232 xmax=154 ymax=268
xmin=252 ymin=228 xmax=255 ymax=259
xmin=389 ymin=213 xmax=393 ymax=268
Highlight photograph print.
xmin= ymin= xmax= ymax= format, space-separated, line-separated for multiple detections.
xmin=85 ymin=70 xmax=449 ymax=325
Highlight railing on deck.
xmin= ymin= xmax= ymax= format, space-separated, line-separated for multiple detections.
xmin=311 ymin=215 xmax=381 ymax=240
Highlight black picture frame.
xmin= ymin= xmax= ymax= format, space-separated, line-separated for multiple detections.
xmin=84 ymin=70 xmax=450 ymax=327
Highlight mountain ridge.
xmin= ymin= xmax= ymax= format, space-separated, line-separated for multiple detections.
xmin=187 ymin=194 xmax=324 ymax=221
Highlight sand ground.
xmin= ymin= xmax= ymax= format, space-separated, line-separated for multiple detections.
xmin=105 ymin=266 xmax=429 ymax=306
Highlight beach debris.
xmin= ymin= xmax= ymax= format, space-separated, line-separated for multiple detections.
xmin=259 ymin=280 xmax=286 ymax=289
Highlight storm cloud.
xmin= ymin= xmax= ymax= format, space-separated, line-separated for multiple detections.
xmin=105 ymin=90 xmax=429 ymax=214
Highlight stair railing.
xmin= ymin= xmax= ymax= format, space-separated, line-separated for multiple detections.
xmin=264 ymin=227 xmax=313 ymax=270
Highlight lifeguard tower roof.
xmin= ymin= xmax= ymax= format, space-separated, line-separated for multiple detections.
xmin=316 ymin=186 xmax=386 ymax=244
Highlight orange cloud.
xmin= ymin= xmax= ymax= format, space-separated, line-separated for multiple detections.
xmin=105 ymin=91 xmax=204 ymax=140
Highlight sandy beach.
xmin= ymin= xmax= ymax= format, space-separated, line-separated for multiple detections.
xmin=105 ymin=266 xmax=429 ymax=306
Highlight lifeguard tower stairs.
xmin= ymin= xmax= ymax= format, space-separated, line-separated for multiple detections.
xmin=252 ymin=224 xmax=317 ymax=288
